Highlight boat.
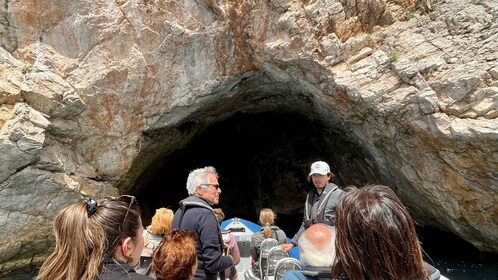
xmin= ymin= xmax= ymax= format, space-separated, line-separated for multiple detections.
xmin=220 ymin=217 xmax=450 ymax=280
xmin=220 ymin=217 xmax=300 ymax=280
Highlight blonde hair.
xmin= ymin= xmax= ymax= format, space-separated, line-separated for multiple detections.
xmin=37 ymin=196 xmax=142 ymax=280
xmin=213 ymin=208 xmax=225 ymax=223
xmin=147 ymin=208 xmax=174 ymax=235
xmin=37 ymin=203 xmax=106 ymax=280
xmin=258 ymin=208 xmax=276 ymax=239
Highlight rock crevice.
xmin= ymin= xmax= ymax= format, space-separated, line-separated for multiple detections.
xmin=0 ymin=0 xmax=497 ymax=271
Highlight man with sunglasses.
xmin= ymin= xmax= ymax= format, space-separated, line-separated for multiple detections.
xmin=172 ymin=166 xmax=234 ymax=280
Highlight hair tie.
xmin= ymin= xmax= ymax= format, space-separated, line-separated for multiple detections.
xmin=86 ymin=198 xmax=97 ymax=216
xmin=265 ymin=223 xmax=270 ymax=227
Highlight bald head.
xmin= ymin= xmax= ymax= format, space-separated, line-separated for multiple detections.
xmin=304 ymin=224 xmax=334 ymax=250
xmin=299 ymin=223 xmax=336 ymax=267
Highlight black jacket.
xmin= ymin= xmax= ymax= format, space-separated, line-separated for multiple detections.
xmin=96 ymin=260 xmax=152 ymax=280
xmin=172 ymin=195 xmax=232 ymax=280
xmin=300 ymin=265 xmax=333 ymax=279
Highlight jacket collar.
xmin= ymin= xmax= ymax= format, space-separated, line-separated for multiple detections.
xmin=179 ymin=195 xmax=214 ymax=211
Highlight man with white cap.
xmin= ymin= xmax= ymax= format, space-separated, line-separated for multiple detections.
xmin=281 ymin=161 xmax=344 ymax=253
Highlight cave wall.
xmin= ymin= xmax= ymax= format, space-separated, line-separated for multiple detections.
xmin=0 ymin=0 xmax=497 ymax=272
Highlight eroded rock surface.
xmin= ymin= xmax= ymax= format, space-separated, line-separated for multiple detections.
xmin=0 ymin=0 xmax=497 ymax=271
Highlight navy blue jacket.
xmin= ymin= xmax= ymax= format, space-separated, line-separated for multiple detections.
xmin=172 ymin=195 xmax=232 ymax=280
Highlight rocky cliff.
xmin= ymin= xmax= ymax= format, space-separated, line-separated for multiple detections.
xmin=0 ymin=0 xmax=497 ymax=271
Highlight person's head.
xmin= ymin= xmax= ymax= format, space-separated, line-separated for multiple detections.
xmin=186 ymin=166 xmax=221 ymax=205
xmin=152 ymin=229 xmax=198 ymax=280
xmin=343 ymin=185 xmax=358 ymax=192
xmin=213 ymin=208 xmax=225 ymax=223
xmin=298 ymin=223 xmax=336 ymax=267
xmin=308 ymin=161 xmax=335 ymax=190
xmin=333 ymin=184 xmax=428 ymax=280
xmin=258 ymin=208 xmax=276 ymax=238
xmin=147 ymin=208 xmax=174 ymax=235
xmin=37 ymin=195 xmax=144 ymax=280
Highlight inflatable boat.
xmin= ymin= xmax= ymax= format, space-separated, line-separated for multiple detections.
xmin=220 ymin=217 xmax=450 ymax=280
xmin=221 ymin=217 xmax=300 ymax=279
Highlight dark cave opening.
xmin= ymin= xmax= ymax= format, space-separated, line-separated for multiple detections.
xmin=136 ymin=111 xmax=375 ymax=236
xmin=131 ymin=105 xmax=498 ymax=279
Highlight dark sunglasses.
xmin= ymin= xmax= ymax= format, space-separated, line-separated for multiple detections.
xmin=201 ymin=183 xmax=220 ymax=190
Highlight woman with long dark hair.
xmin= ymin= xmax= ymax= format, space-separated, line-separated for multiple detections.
xmin=332 ymin=185 xmax=441 ymax=280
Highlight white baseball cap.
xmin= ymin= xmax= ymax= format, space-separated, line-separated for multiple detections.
xmin=309 ymin=161 xmax=330 ymax=176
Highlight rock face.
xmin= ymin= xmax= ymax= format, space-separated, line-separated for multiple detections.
xmin=0 ymin=0 xmax=497 ymax=271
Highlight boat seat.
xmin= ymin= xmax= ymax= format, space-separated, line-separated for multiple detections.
xmin=264 ymin=246 xmax=289 ymax=279
xmin=258 ymin=238 xmax=280 ymax=280
xmin=273 ymin=257 xmax=302 ymax=280
xmin=244 ymin=267 xmax=261 ymax=280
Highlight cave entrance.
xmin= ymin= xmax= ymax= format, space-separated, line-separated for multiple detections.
xmin=135 ymin=110 xmax=380 ymax=236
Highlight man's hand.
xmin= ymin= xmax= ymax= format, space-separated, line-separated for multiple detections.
xmin=281 ymin=243 xmax=294 ymax=253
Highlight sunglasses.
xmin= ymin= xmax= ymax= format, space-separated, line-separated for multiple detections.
xmin=112 ymin=195 xmax=138 ymax=246
xmin=114 ymin=194 xmax=137 ymax=234
xmin=201 ymin=183 xmax=220 ymax=190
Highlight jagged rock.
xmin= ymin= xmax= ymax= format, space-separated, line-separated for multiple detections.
xmin=0 ymin=0 xmax=497 ymax=272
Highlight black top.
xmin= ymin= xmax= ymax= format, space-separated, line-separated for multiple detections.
xmin=96 ymin=260 xmax=152 ymax=280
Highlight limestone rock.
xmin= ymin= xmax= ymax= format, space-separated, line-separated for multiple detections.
xmin=0 ymin=0 xmax=497 ymax=272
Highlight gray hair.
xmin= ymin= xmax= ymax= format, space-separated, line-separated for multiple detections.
xmin=299 ymin=224 xmax=336 ymax=267
xmin=186 ymin=166 xmax=218 ymax=195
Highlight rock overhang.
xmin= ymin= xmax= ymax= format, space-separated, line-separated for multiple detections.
xmin=126 ymin=69 xmax=384 ymax=223
xmin=1 ymin=0 xmax=497 ymax=273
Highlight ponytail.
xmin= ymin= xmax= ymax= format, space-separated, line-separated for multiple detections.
xmin=259 ymin=208 xmax=277 ymax=239
xmin=37 ymin=202 xmax=106 ymax=280
xmin=263 ymin=223 xmax=272 ymax=238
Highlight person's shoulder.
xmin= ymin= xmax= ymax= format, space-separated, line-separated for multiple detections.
xmin=189 ymin=206 xmax=213 ymax=213
xmin=98 ymin=264 xmax=154 ymax=280
xmin=327 ymin=182 xmax=340 ymax=189
xmin=181 ymin=201 xmax=213 ymax=216
xmin=251 ymin=231 xmax=264 ymax=240
xmin=271 ymin=226 xmax=286 ymax=232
